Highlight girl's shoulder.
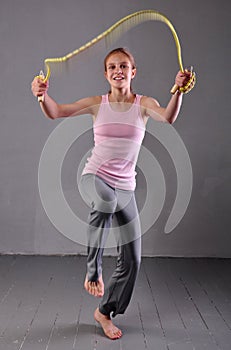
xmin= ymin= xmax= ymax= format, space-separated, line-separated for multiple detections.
xmin=86 ymin=95 xmax=102 ymax=105
xmin=140 ymin=95 xmax=160 ymax=109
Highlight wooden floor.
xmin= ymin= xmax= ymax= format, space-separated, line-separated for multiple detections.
xmin=0 ymin=256 xmax=231 ymax=350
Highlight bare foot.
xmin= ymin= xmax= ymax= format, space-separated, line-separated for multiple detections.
xmin=84 ymin=274 xmax=104 ymax=298
xmin=94 ymin=308 xmax=122 ymax=340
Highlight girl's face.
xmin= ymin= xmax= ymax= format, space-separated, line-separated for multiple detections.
xmin=104 ymin=52 xmax=136 ymax=90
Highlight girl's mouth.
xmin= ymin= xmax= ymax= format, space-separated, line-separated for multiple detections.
xmin=113 ymin=76 xmax=124 ymax=80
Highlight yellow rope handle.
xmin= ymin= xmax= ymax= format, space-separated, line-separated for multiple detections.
xmin=37 ymin=10 xmax=195 ymax=94
xmin=171 ymin=66 xmax=196 ymax=94
xmin=36 ymin=70 xmax=45 ymax=102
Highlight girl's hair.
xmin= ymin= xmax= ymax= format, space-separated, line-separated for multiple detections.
xmin=104 ymin=47 xmax=136 ymax=71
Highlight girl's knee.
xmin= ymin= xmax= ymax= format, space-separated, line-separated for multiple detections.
xmin=93 ymin=197 xmax=117 ymax=213
xmin=79 ymin=175 xmax=117 ymax=213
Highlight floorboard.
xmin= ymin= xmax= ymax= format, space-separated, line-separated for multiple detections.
xmin=0 ymin=256 xmax=230 ymax=350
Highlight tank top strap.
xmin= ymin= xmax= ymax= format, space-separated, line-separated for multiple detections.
xmin=135 ymin=94 xmax=142 ymax=105
xmin=101 ymin=94 xmax=108 ymax=103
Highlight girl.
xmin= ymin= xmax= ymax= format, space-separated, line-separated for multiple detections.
xmin=31 ymin=48 xmax=191 ymax=340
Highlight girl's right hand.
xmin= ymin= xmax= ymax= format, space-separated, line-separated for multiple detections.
xmin=31 ymin=76 xmax=49 ymax=98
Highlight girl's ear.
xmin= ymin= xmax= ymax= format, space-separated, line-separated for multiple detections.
xmin=131 ymin=68 xmax=137 ymax=79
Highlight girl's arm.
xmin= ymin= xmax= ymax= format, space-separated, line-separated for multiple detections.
xmin=31 ymin=76 xmax=101 ymax=119
xmin=142 ymin=70 xmax=191 ymax=124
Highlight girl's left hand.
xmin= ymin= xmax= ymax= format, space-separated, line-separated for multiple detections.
xmin=175 ymin=69 xmax=192 ymax=88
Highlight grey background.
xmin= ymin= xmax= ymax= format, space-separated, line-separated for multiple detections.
xmin=0 ymin=0 xmax=230 ymax=256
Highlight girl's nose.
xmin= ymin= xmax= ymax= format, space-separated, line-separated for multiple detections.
xmin=115 ymin=66 xmax=122 ymax=73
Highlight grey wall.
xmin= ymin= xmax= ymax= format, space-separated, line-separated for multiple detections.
xmin=0 ymin=0 xmax=230 ymax=257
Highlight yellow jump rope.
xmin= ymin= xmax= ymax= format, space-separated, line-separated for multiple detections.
xmin=37 ymin=10 xmax=196 ymax=101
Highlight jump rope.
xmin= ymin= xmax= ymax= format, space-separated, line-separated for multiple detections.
xmin=36 ymin=10 xmax=196 ymax=102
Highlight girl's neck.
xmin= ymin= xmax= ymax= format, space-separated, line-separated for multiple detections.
xmin=108 ymin=88 xmax=135 ymax=103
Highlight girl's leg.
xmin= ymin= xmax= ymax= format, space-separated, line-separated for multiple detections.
xmin=79 ymin=174 xmax=117 ymax=282
xmin=99 ymin=191 xmax=141 ymax=317
xmin=86 ymin=209 xmax=113 ymax=282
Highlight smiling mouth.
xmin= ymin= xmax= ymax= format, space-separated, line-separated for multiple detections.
xmin=113 ymin=76 xmax=124 ymax=80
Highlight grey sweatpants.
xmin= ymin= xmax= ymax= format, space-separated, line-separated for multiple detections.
xmin=79 ymin=174 xmax=141 ymax=317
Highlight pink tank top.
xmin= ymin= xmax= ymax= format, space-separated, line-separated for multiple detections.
xmin=82 ymin=94 xmax=146 ymax=190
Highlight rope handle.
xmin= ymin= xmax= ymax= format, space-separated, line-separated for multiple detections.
xmin=35 ymin=71 xmax=45 ymax=103
xmin=171 ymin=66 xmax=196 ymax=94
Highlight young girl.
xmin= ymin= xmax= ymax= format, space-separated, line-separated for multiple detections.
xmin=31 ymin=48 xmax=192 ymax=340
